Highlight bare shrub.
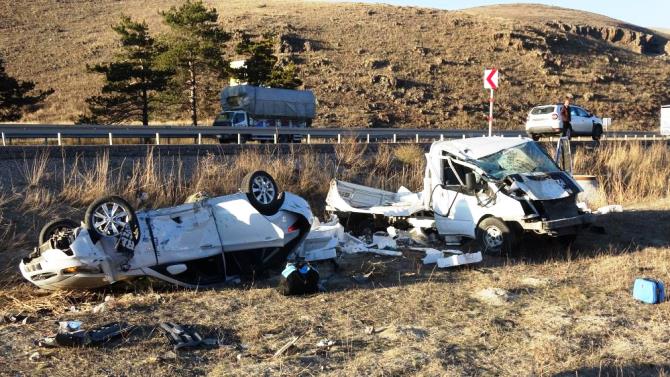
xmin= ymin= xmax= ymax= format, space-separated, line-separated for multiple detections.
xmin=574 ymin=142 xmax=670 ymax=204
xmin=19 ymin=152 xmax=49 ymax=188
xmin=334 ymin=138 xmax=368 ymax=180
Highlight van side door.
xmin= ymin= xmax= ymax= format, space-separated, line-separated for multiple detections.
xmin=432 ymin=158 xmax=478 ymax=238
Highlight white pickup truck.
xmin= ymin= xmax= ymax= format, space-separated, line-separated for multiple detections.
xmin=326 ymin=137 xmax=595 ymax=253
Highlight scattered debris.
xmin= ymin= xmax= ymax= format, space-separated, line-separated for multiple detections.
xmin=273 ymin=336 xmax=300 ymax=358
xmin=38 ymin=321 xmax=135 ymax=348
xmin=421 ymin=248 xmax=444 ymax=264
xmin=159 ymin=322 xmax=217 ymax=351
xmin=29 ymin=351 xmax=41 ymax=362
xmin=372 ymin=232 xmax=399 ymax=251
xmin=437 ymin=252 xmax=483 ymax=268
xmin=473 ymin=288 xmax=516 ymax=306
xmin=596 ymin=204 xmax=623 ymax=214
xmin=340 ymin=232 xmax=402 ymax=257
xmin=2 ymin=313 xmax=34 ymax=324
xmin=316 ymin=338 xmax=336 ymax=348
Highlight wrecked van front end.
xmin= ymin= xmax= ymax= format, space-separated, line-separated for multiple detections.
xmin=497 ymin=171 xmax=595 ymax=236
xmin=464 ymin=139 xmax=595 ymax=237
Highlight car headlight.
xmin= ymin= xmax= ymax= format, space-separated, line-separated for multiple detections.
xmin=61 ymin=266 xmax=102 ymax=275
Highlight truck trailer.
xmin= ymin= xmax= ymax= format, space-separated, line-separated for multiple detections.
xmin=213 ymin=85 xmax=317 ymax=143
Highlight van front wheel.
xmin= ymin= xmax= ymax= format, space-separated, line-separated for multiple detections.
xmin=476 ymin=217 xmax=515 ymax=254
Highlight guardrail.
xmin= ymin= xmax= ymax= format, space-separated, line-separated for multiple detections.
xmin=0 ymin=124 xmax=664 ymax=146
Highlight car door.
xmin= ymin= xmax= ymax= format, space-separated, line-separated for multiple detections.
xmin=568 ymin=107 xmax=583 ymax=134
xmin=579 ymin=107 xmax=596 ymax=134
xmin=432 ymin=159 xmax=477 ymax=238
xmin=573 ymin=107 xmax=591 ymax=134
xmin=148 ymin=203 xmax=223 ymax=265
xmin=208 ymin=193 xmax=286 ymax=252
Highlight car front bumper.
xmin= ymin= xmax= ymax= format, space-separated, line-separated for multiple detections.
xmin=522 ymin=213 xmax=596 ymax=235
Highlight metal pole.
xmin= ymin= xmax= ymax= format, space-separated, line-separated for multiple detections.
xmin=155 ymin=133 xmax=160 ymax=145
xmin=415 ymin=134 xmax=419 ymax=143
xmin=307 ymin=134 xmax=311 ymax=144
xmin=57 ymin=133 xmax=62 ymax=146
xmin=337 ymin=134 xmax=341 ymax=144
xmin=393 ymin=134 xmax=396 ymax=143
xmin=108 ymin=133 xmax=113 ymax=145
xmin=238 ymin=133 xmax=241 ymax=144
xmin=1 ymin=132 xmax=5 ymax=146
xmin=488 ymin=88 xmax=494 ymax=137
xmin=366 ymin=134 xmax=370 ymax=143
xmin=198 ymin=133 xmax=202 ymax=145
xmin=440 ymin=134 xmax=444 ymax=141
xmin=274 ymin=133 xmax=277 ymax=144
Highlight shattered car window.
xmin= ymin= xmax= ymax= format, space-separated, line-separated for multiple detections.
xmin=472 ymin=142 xmax=561 ymax=180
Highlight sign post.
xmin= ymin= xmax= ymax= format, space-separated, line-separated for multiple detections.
xmin=483 ymin=68 xmax=499 ymax=137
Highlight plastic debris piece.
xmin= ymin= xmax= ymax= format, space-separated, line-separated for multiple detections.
xmin=316 ymin=339 xmax=336 ymax=348
xmin=596 ymin=204 xmax=623 ymax=214
xmin=273 ymin=336 xmax=300 ymax=358
xmin=437 ymin=252 xmax=483 ymax=268
xmin=159 ymin=322 xmax=204 ymax=351
xmin=386 ymin=226 xmax=398 ymax=238
xmin=421 ymin=249 xmax=444 ymax=264
xmin=372 ymin=232 xmax=397 ymax=250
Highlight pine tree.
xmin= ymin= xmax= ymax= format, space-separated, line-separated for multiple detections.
xmin=0 ymin=56 xmax=53 ymax=121
xmin=230 ymin=34 xmax=302 ymax=89
xmin=157 ymin=1 xmax=229 ymax=126
xmin=79 ymin=16 xmax=171 ymax=125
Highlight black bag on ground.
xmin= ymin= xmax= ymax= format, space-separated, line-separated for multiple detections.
xmin=278 ymin=262 xmax=320 ymax=296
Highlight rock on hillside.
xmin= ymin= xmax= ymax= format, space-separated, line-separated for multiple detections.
xmin=0 ymin=1 xmax=669 ymax=130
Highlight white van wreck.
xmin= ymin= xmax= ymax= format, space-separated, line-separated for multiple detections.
xmin=326 ymin=137 xmax=595 ymax=253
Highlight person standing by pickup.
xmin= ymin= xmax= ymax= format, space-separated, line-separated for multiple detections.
xmin=560 ymin=96 xmax=572 ymax=139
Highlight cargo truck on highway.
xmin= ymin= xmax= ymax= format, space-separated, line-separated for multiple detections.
xmin=213 ymin=85 xmax=317 ymax=143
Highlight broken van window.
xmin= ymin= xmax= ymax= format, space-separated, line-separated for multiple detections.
xmin=472 ymin=142 xmax=560 ymax=180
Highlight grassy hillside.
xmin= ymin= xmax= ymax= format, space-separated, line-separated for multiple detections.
xmin=1 ymin=1 xmax=669 ymax=130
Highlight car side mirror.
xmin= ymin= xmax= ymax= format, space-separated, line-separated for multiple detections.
xmin=465 ymin=172 xmax=477 ymax=192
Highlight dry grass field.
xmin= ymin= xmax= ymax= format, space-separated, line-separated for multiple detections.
xmin=0 ymin=141 xmax=670 ymax=376
xmin=1 ymin=1 xmax=670 ymax=129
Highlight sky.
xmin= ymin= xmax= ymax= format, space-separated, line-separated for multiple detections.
xmin=347 ymin=1 xmax=670 ymax=29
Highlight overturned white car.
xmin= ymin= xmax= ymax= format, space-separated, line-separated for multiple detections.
xmin=20 ymin=171 xmax=315 ymax=290
xmin=326 ymin=137 xmax=595 ymax=253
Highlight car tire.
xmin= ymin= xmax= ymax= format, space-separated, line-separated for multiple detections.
xmin=241 ymin=171 xmax=284 ymax=216
xmin=592 ymin=124 xmax=603 ymax=141
xmin=85 ymin=196 xmax=139 ymax=243
xmin=476 ymin=217 xmax=515 ymax=255
xmin=39 ymin=218 xmax=79 ymax=244
xmin=530 ymin=134 xmax=541 ymax=141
